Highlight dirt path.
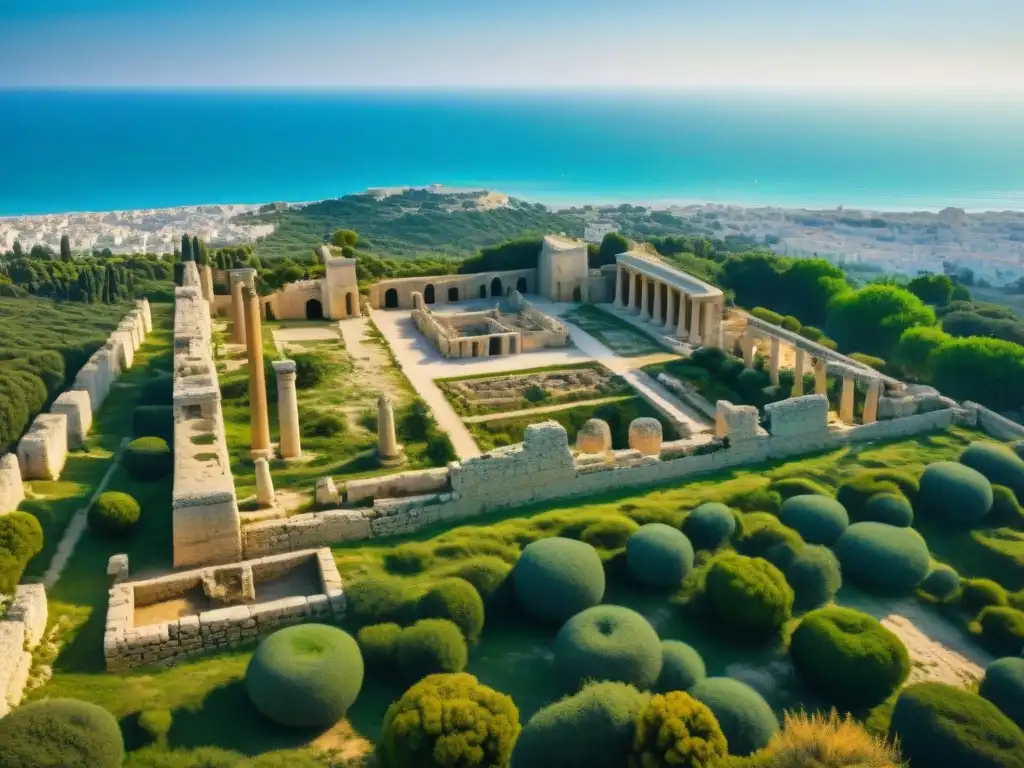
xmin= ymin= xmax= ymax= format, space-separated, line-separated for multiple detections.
xmin=462 ymin=395 xmax=634 ymax=424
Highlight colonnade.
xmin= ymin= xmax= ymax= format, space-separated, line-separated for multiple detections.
xmin=611 ymin=261 xmax=722 ymax=348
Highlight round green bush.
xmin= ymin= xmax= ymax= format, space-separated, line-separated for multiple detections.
xmin=689 ymin=677 xmax=779 ymax=757
xmin=124 ymin=436 xmax=172 ymax=481
xmin=0 ymin=511 xmax=44 ymax=592
xmin=88 ymin=491 xmax=141 ymax=536
xmin=447 ymin=555 xmax=512 ymax=604
xmin=553 ymin=605 xmax=662 ymax=692
xmin=837 ymin=470 xmax=918 ymax=521
xmin=380 ymin=673 xmax=520 ymax=768
xmin=138 ymin=709 xmax=172 ymax=745
xmin=736 ymin=513 xmax=804 ymax=558
xmin=991 ymin=485 xmax=1024 ymax=528
xmin=728 ymin=487 xmax=782 ymax=515
xmin=889 ymin=682 xmax=1024 ymax=768
xmin=704 ymin=553 xmax=793 ymax=635
xmin=384 ymin=542 xmax=435 ymax=574
xmin=141 ymin=374 xmax=173 ymax=405
xmin=780 ymin=544 xmax=843 ymax=611
xmin=779 ymin=494 xmax=849 ymax=545
xmin=356 ymin=622 xmax=402 ymax=671
xmin=0 ymin=698 xmax=124 ymax=768
xmin=513 ymin=537 xmax=605 ymax=624
xmin=980 ymin=657 xmax=1024 ymax=731
xmin=863 ymin=493 xmax=915 ymax=527
xmin=581 ymin=517 xmax=640 ymax=550
xmin=921 ymin=564 xmax=961 ymax=602
xmin=977 ymin=606 xmax=1024 ymax=657
xmin=790 ymin=606 xmax=910 ymax=708
xmin=918 ymin=461 xmax=993 ymax=524
xmin=961 ymin=578 xmax=1009 ymax=615
xmin=345 ymin=575 xmax=412 ymax=626
xmin=656 ymin=640 xmax=706 ymax=693
xmin=629 ymin=691 xmax=728 ymax=768
xmin=769 ymin=476 xmax=832 ymax=500
xmin=682 ymin=503 xmax=737 ymax=551
xmin=416 ymin=577 xmax=485 ymax=642
xmin=245 ymin=624 xmax=363 ymax=729
xmin=511 ymin=681 xmax=650 ymax=768
xmin=625 ymin=524 xmax=695 ymax=588
xmin=396 ymin=618 xmax=468 ymax=682
xmin=961 ymin=442 xmax=1024 ymax=500
xmin=834 ymin=522 xmax=931 ymax=592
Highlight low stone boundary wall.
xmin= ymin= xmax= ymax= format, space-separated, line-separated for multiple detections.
xmin=104 ymin=548 xmax=344 ymax=672
xmin=16 ymin=413 xmax=68 ymax=481
xmin=0 ymin=585 xmax=48 ymax=718
xmin=345 ymin=467 xmax=450 ymax=504
xmin=965 ymin=402 xmax=1024 ymax=441
xmin=0 ymin=455 xmax=24 ymax=516
xmin=50 ymin=390 xmax=93 ymax=449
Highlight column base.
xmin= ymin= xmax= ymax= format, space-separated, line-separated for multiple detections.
xmin=249 ymin=447 xmax=274 ymax=461
xmin=378 ymin=448 xmax=407 ymax=468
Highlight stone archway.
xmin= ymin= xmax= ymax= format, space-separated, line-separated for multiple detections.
xmin=384 ymin=288 xmax=399 ymax=309
xmin=424 ymin=284 xmax=435 ymax=304
xmin=490 ymin=277 xmax=502 ymax=297
xmin=448 ymin=286 xmax=459 ymax=302
xmin=572 ymin=286 xmax=582 ymax=302
xmin=517 ymin=277 xmax=528 ymax=293
xmin=345 ymin=292 xmax=354 ymax=316
xmin=479 ymin=285 xmax=487 ymax=299
xmin=305 ymin=298 xmax=323 ymax=320
xmin=489 ymin=337 xmax=502 ymax=355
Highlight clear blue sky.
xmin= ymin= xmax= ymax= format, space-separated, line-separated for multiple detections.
xmin=1 ymin=0 xmax=1022 ymax=91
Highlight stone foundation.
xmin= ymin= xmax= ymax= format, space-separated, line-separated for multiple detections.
xmin=0 ymin=585 xmax=48 ymax=717
xmin=0 ymin=454 xmax=25 ymax=515
xmin=50 ymin=390 xmax=93 ymax=448
xmin=16 ymin=413 xmax=68 ymax=480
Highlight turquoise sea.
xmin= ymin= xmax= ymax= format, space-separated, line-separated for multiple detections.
xmin=1 ymin=90 xmax=1023 ymax=216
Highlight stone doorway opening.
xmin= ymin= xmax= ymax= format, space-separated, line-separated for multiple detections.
xmin=305 ymin=299 xmax=323 ymax=320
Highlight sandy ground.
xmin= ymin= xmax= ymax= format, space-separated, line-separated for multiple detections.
xmin=271 ymin=325 xmax=341 ymax=355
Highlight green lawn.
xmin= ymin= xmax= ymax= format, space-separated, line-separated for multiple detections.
xmin=562 ymin=304 xmax=666 ymax=357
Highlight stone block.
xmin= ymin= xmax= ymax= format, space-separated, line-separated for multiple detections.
xmin=315 ymin=476 xmax=339 ymax=505
xmin=51 ymin=390 xmax=93 ymax=448
xmin=0 ymin=453 xmax=24 ymax=514
xmin=16 ymin=413 xmax=68 ymax=480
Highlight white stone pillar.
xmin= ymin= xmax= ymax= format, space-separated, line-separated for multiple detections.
xmin=676 ymin=294 xmax=688 ymax=338
xmin=840 ymin=376 xmax=856 ymax=424
xmin=245 ymin=286 xmax=272 ymax=459
xmin=273 ymin=360 xmax=302 ymax=459
xmin=637 ymin=276 xmax=647 ymax=317
xmin=863 ymin=379 xmax=881 ymax=424
xmin=703 ymin=301 xmax=717 ymax=348
xmin=255 ymin=458 xmax=275 ymax=507
xmin=769 ymin=336 xmax=781 ymax=385
xmin=652 ymin=280 xmax=662 ymax=324
xmin=793 ymin=349 xmax=806 ymax=396
xmin=689 ymin=299 xmax=701 ymax=344
xmin=230 ymin=279 xmax=246 ymax=345
xmin=377 ymin=395 xmax=405 ymax=466
xmin=742 ymin=333 xmax=755 ymax=368
xmin=663 ymin=289 xmax=677 ymax=331
xmin=814 ymin=358 xmax=828 ymax=396
xmin=613 ymin=266 xmax=624 ymax=308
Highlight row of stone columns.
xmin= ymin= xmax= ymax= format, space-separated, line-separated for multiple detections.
xmin=612 ymin=265 xmax=719 ymax=347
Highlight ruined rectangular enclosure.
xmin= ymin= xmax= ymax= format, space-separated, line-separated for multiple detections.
xmin=104 ymin=548 xmax=345 ymax=672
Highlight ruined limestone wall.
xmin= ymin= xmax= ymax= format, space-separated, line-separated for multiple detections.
xmin=0 ymin=455 xmax=25 ymax=516
xmin=964 ymin=402 xmax=1024 ymax=441
xmin=16 ymin=413 xmax=68 ymax=480
xmin=346 ymin=467 xmax=450 ymax=504
xmin=0 ymin=585 xmax=48 ymax=717
xmin=50 ymin=390 xmax=93 ymax=449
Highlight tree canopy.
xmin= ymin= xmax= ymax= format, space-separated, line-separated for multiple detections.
xmin=825 ymin=284 xmax=936 ymax=359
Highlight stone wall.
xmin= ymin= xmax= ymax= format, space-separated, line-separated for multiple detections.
xmin=0 ymin=455 xmax=24 ymax=516
xmin=763 ymin=395 xmax=829 ymax=437
xmin=346 ymin=467 xmax=450 ymax=504
xmin=16 ymin=413 xmax=68 ymax=480
xmin=104 ymin=549 xmax=344 ymax=672
xmin=50 ymin=390 xmax=93 ymax=449
xmin=964 ymin=402 xmax=1024 ymax=441
xmin=0 ymin=585 xmax=48 ymax=717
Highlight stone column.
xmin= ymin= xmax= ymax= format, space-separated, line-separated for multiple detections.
xmin=663 ymin=289 xmax=677 ymax=331
xmin=245 ymin=286 xmax=272 ymax=459
xmin=742 ymin=332 xmax=755 ymax=368
xmin=676 ymin=294 xmax=688 ymax=338
xmin=500 ymin=335 xmax=510 ymax=355
xmin=702 ymin=301 xmax=717 ymax=348
xmin=769 ymin=336 xmax=781 ymax=385
xmin=651 ymin=280 xmax=662 ymax=324
xmin=863 ymin=379 xmax=881 ymax=424
xmin=814 ymin=358 xmax=828 ymax=395
xmin=613 ymin=266 xmax=624 ymax=308
xmin=230 ymin=278 xmax=246 ymax=345
xmin=689 ymin=299 xmax=701 ymax=344
xmin=201 ymin=264 xmax=215 ymax=308
xmin=377 ymin=395 xmax=405 ymax=467
xmin=255 ymin=458 xmax=275 ymax=507
xmin=273 ymin=360 xmax=302 ymax=459
xmin=637 ymin=275 xmax=647 ymax=317
xmin=793 ymin=349 xmax=806 ymax=396
xmin=840 ymin=375 xmax=856 ymax=424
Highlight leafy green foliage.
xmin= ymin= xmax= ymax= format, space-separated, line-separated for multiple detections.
xmin=930 ymin=336 xmax=1024 ymax=412
xmin=722 ymin=252 xmax=847 ymax=327
xmin=682 ymin=503 xmax=737 ymax=551
xmin=138 ymin=709 xmax=173 ymax=746
xmin=656 ymin=641 xmax=706 ymax=694
xmin=979 ymin=658 xmax=1024 ymax=731
xmin=446 ymin=555 xmax=513 ymax=604
xmin=140 ymin=374 xmax=173 ymax=406
xmin=772 ymin=543 xmax=843 ymax=611
xmin=625 ymin=523 xmax=695 ymax=588
xmin=907 ymin=273 xmax=954 ymax=306
xmin=244 ymin=624 xmax=364 ymax=728
xmin=356 ymin=623 xmax=402 ymax=672
xmin=836 ymin=469 xmax=918 ymax=521
xmin=397 ymin=618 xmax=468 ymax=682
xmin=790 ymin=606 xmax=910 ymax=709
xmin=88 ymin=491 xmax=142 ymax=537
xmin=863 ymin=493 xmax=914 ymax=527
xmin=628 ymin=691 xmax=728 ymax=768
xmin=960 ymin=442 xmax=1024 ymax=502
xmin=825 ymin=284 xmax=936 ymax=359
xmin=512 ymin=537 xmax=605 ymax=624
xmin=976 ymin=606 xmax=1024 ymax=657
xmin=991 ymin=484 xmax=1024 ymax=528
xmin=768 ymin=476 xmax=832 ymax=500
xmin=133 ymin=405 xmax=174 ymax=443
xmin=889 ymin=682 xmax=1024 ymax=768
xmin=0 ymin=698 xmax=125 ymax=768
xmin=553 ymin=605 xmax=663 ymax=692
xmin=961 ymin=578 xmax=1009 ymax=615
xmin=728 ymin=488 xmax=782 ymax=516
xmin=735 ymin=512 xmax=803 ymax=558
xmin=918 ymin=461 xmax=994 ymax=524
xmin=834 ymin=522 xmax=931 ymax=592
xmin=779 ymin=494 xmax=849 ymax=545
xmin=581 ymin=516 xmax=640 ymax=551
xmin=380 ymin=673 xmax=521 ymax=768
xmin=124 ymin=436 xmax=172 ymax=481
xmin=0 ymin=511 xmax=44 ymax=592
xmin=893 ymin=325 xmax=949 ymax=380
xmin=921 ymin=564 xmax=961 ymax=602
xmin=345 ymin=575 xmax=414 ymax=626
xmin=703 ymin=553 xmax=793 ymax=635
xmin=689 ymin=677 xmax=779 ymax=757
xmin=416 ymin=577 xmax=485 ymax=642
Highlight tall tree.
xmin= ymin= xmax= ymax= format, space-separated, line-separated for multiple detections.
xmin=192 ymin=235 xmax=203 ymax=265
xmin=12 ymin=240 xmax=23 ymax=259
xmin=60 ymin=235 xmax=72 ymax=263
xmin=181 ymin=234 xmax=194 ymax=262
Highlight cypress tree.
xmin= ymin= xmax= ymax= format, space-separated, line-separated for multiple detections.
xmin=181 ymin=234 xmax=194 ymax=262
xmin=12 ymin=240 xmax=22 ymax=259
xmin=60 ymin=234 xmax=72 ymax=263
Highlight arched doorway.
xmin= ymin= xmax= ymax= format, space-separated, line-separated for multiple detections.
xmin=572 ymin=286 xmax=582 ymax=302
xmin=305 ymin=298 xmax=323 ymax=320
xmin=345 ymin=293 xmax=354 ymax=317
xmin=384 ymin=288 xmax=399 ymax=308
xmin=424 ymin=284 xmax=435 ymax=304
xmin=516 ymin=277 xmax=528 ymax=293
xmin=479 ymin=285 xmax=487 ymax=299
xmin=489 ymin=337 xmax=502 ymax=355
xmin=448 ymin=286 xmax=459 ymax=302
xmin=490 ymin=277 xmax=502 ymax=297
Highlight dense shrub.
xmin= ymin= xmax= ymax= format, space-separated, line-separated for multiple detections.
xmin=133 ymin=404 xmax=174 ymax=442
xmin=728 ymin=487 xmax=781 ymax=515
xmin=837 ymin=469 xmax=919 ymax=520
xmin=863 ymin=492 xmax=915 ymax=527
xmin=513 ymin=537 xmax=605 ymax=624
xmin=918 ymin=461 xmax=993 ymax=524
xmin=961 ymin=578 xmax=1009 ymax=615
xmin=426 ymin=431 xmax=457 ymax=464
xmin=88 ymin=491 xmax=142 ymax=536
xmin=581 ymin=516 xmax=640 ymax=550
xmin=511 ymin=681 xmax=649 ymax=768
xmin=397 ymin=618 xmax=468 ymax=681
xmin=447 ymin=555 xmax=512 ymax=604
xmin=553 ymin=605 xmax=663 ymax=692
xmin=690 ymin=677 xmax=779 ymax=757
xmin=138 ymin=709 xmax=172 ymax=746
xmin=777 ymin=544 xmax=843 ymax=611
xmin=960 ymin=441 xmax=1024 ymax=501
xmin=380 ymin=673 xmax=520 ymax=768
xmin=757 ymin=710 xmax=903 ymax=768
xmin=980 ymin=657 xmax=1024 ymax=731
xmin=790 ymin=606 xmax=910 ymax=708
xmin=291 ymin=351 xmax=331 ymax=389
xmin=141 ymin=374 xmax=173 ymax=405
xmin=703 ymin=553 xmax=793 ymax=635
xmin=751 ymin=307 xmax=784 ymax=325
xmin=779 ymin=494 xmax=849 ymax=545
xmin=736 ymin=513 xmax=803 ymax=558
xmin=384 ymin=542 xmax=435 ymax=574
xmin=976 ymin=606 xmax=1024 ymax=657
xmin=625 ymin=524 xmax=695 ymax=588
xmin=834 ymin=522 xmax=931 ymax=592
xmin=629 ymin=691 xmax=728 ymax=768
xmin=690 ymin=345 xmax=728 ymax=371
xmin=300 ymin=410 xmax=345 ymax=438
xmin=416 ymin=578 xmax=485 ymax=642
xmin=124 ymin=436 xmax=172 ymax=481
xmin=656 ymin=641 xmax=706 ymax=694
xmin=682 ymin=503 xmax=737 ymax=551
xmin=344 ymin=575 xmax=412 ymax=626
xmin=889 ymin=682 xmax=1024 ymax=768
xmin=0 ymin=698 xmax=125 ymax=768
xmin=357 ymin=623 xmax=402 ymax=672
xmin=245 ymin=624 xmax=363 ymax=728
xmin=768 ymin=476 xmax=831 ymax=500
xmin=0 ymin=511 xmax=44 ymax=592
xmin=921 ymin=564 xmax=961 ymax=602
xmin=991 ymin=485 xmax=1024 ymax=528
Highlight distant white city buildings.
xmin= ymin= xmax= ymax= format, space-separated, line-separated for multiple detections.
xmin=584 ymin=220 xmax=616 ymax=244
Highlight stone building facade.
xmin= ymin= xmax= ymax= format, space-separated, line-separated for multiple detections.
xmin=538 ymin=234 xmax=590 ymax=302
xmin=369 ymin=268 xmax=537 ymax=310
